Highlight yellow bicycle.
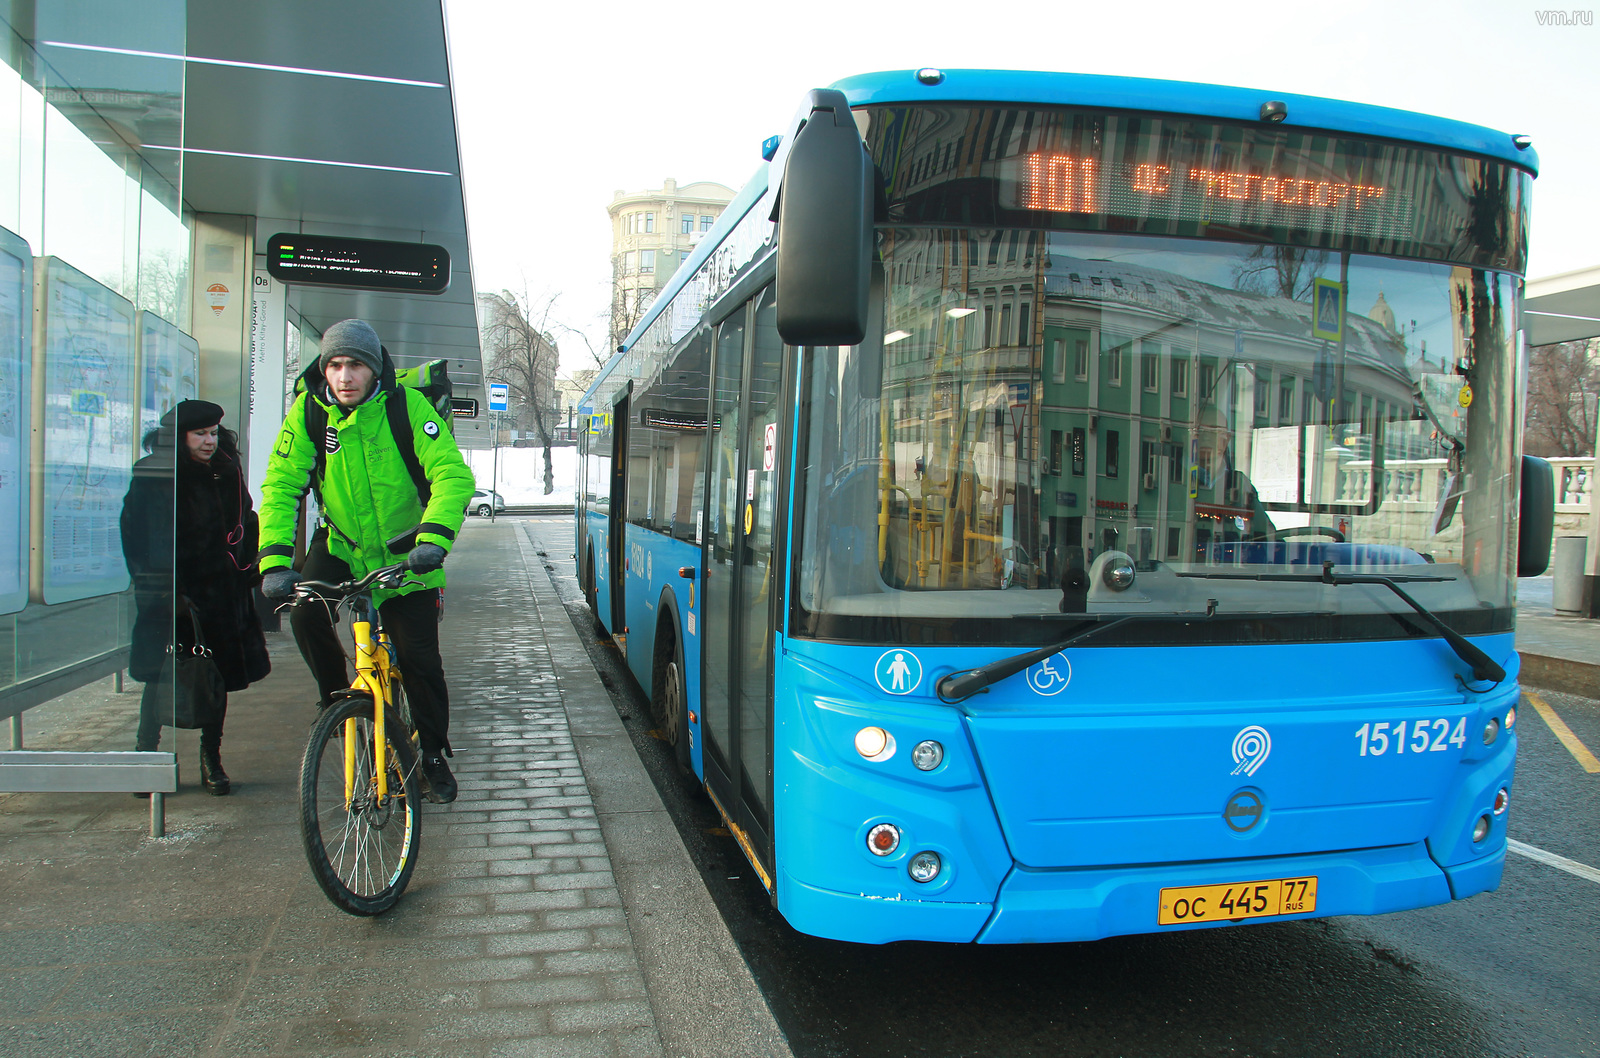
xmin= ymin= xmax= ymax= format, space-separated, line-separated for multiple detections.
xmin=293 ymin=559 xmax=423 ymax=915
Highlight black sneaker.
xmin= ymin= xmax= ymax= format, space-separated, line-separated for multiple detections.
xmin=419 ymin=753 xmax=457 ymax=804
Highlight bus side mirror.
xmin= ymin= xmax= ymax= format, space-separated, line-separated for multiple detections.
xmin=1518 ymin=454 xmax=1555 ymax=577
xmin=773 ymin=89 xmax=872 ymax=347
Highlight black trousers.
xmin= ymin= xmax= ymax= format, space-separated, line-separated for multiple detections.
xmin=289 ymin=540 xmax=451 ymax=755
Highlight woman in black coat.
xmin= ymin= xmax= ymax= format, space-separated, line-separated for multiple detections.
xmin=121 ymin=400 xmax=270 ymax=794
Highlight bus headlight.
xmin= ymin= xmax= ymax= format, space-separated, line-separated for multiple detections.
xmin=1471 ymin=814 xmax=1492 ymax=843
xmin=1494 ymin=787 xmax=1509 ymax=815
xmin=1505 ymin=706 xmax=1517 ymax=728
xmin=855 ymin=727 xmax=895 ymax=761
xmin=1482 ymin=717 xmax=1501 ymax=745
xmin=911 ymin=740 xmax=944 ymax=771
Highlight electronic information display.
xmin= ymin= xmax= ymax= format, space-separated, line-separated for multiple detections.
xmin=265 ymin=233 xmax=450 ymax=294
xmin=36 ymin=257 xmax=135 ymax=604
xmin=1006 ymin=154 xmax=1405 ymax=241
xmin=866 ymin=105 xmax=1530 ymax=272
xmin=0 ymin=226 xmax=31 ymax=615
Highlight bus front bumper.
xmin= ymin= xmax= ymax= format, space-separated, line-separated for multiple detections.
xmin=779 ymin=840 xmax=1502 ymax=945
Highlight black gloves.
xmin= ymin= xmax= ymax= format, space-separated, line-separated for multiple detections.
xmin=407 ymin=543 xmax=447 ymax=573
xmin=261 ymin=569 xmax=302 ymax=599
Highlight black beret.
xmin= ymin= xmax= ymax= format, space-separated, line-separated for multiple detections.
xmin=161 ymin=399 xmax=225 ymax=433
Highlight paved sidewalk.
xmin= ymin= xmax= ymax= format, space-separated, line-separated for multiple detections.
xmin=0 ymin=518 xmax=789 ymax=1058
xmin=1516 ymin=576 xmax=1600 ymax=700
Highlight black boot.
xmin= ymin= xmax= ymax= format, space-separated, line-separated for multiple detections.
xmin=200 ymin=743 xmax=231 ymax=796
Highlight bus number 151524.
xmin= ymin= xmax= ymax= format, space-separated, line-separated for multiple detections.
xmin=1355 ymin=719 xmax=1467 ymax=756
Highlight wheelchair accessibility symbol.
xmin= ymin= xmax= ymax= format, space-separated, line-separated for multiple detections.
xmin=1025 ymin=655 xmax=1072 ymax=696
xmin=874 ymin=649 xmax=923 ymax=695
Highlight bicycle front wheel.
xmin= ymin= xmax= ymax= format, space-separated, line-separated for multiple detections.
xmin=299 ymin=693 xmax=422 ymax=915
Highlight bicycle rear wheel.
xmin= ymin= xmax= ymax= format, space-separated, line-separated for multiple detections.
xmin=299 ymin=693 xmax=421 ymax=915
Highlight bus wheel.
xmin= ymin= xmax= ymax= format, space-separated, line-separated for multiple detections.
xmin=584 ymin=547 xmax=606 ymax=636
xmin=652 ymin=622 xmax=692 ymax=778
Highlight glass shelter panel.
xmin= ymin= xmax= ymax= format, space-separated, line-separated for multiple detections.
xmin=1 ymin=5 xmax=189 ymax=779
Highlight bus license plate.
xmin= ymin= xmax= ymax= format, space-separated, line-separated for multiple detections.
xmin=1158 ymin=876 xmax=1317 ymax=925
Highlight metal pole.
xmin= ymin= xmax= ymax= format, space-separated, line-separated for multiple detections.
xmin=150 ymin=792 xmax=164 ymax=838
xmin=8 ymin=714 xmax=20 ymax=750
xmin=491 ymin=411 xmax=499 ymax=523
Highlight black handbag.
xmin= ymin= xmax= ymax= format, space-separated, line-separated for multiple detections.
xmin=158 ymin=606 xmax=227 ymax=730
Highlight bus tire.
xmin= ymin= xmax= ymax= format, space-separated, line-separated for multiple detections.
xmin=583 ymin=545 xmax=606 ymax=637
xmin=651 ymin=616 xmax=693 ymax=779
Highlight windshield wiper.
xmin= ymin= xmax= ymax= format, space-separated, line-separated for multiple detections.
xmin=936 ymin=615 xmax=1144 ymax=703
xmin=937 ymin=608 xmax=1339 ymax=704
xmin=1179 ymin=561 xmax=1503 ymax=684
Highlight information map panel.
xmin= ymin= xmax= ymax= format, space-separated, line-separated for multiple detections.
xmin=265 ymin=233 xmax=450 ymax=294
xmin=0 ymin=226 xmax=31 ymax=615
xmin=36 ymin=257 xmax=135 ymax=604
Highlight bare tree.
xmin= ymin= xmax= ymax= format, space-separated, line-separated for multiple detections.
xmin=479 ymin=289 xmax=562 ymax=493
xmin=1231 ymin=246 xmax=1330 ymax=301
xmin=1525 ymin=339 xmax=1600 ymax=458
xmin=137 ymin=249 xmax=189 ymax=326
xmin=608 ymin=256 xmax=657 ymax=356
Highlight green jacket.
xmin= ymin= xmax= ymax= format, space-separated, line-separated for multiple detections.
xmin=258 ymin=368 xmax=473 ymax=597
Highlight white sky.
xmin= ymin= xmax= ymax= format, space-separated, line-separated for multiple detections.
xmin=445 ymin=0 xmax=1599 ymax=374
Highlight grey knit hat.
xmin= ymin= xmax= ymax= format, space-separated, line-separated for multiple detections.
xmin=318 ymin=319 xmax=383 ymax=377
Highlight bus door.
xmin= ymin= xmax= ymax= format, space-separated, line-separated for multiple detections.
xmin=701 ymin=288 xmax=783 ymax=879
xmin=608 ymin=390 xmax=630 ymax=643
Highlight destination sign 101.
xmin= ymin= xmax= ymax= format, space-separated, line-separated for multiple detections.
xmin=1003 ymin=153 xmax=1413 ymax=241
xmin=265 ymin=234 xmax=450 ymax=294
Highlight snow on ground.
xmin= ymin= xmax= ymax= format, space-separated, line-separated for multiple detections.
xmin=464 ymin=445 xmax=578 ymax=506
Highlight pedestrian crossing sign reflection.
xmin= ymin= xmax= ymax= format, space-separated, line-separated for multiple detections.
xmin=1312 ymin=278 xmax=1344 ymax=342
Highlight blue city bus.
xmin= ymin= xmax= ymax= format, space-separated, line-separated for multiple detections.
xmin=576 ymin=69 xmax=1554 ymax=944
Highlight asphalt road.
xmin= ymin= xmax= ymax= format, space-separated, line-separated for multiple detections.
xmin=523 ymin=517 xmax=1600 ymax=1058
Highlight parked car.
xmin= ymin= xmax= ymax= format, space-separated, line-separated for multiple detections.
xmin=466 ymin=489 xmax=507 ymax=517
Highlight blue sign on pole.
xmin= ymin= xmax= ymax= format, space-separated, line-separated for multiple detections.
xmin=488 ymin=382 xmax=509 ymax=412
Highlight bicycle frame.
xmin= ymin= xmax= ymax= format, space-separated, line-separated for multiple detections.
xmin=345 ymin=593 xmax=396 ymax=805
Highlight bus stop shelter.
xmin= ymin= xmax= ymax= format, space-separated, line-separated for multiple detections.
xmin=1526 ymin=264 xmax=1600 ymax=615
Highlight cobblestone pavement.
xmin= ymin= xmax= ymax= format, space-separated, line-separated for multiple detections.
xmin=0 ymin=518 xmax=785 ymax=1057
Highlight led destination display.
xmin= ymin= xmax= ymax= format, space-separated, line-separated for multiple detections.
xmin=266 ymin=234 xmax=450 ymax=294
xmin=867 ymin=105 xmax=1530 ymax=270
xmin=1009 ymin=154 xmax=1408 ymax=240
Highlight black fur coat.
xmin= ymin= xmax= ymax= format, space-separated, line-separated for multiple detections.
xmin=120 ymin=430 xmax=271 ymax=691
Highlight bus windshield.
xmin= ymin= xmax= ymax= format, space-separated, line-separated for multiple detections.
xmin=795 ymin=226 xmax=1521 ymax=646
xmin=793 ymin=103 xmax=1527 ymax=646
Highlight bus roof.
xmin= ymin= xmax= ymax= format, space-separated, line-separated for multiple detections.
xmin=830 ymin=69 xmax=1539 ymax=173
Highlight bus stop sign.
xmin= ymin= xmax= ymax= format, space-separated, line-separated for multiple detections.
xmin=488 ymin=383 xmax=509 ymax=412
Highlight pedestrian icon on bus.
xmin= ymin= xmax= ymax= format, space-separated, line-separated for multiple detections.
xmin=1025 ymin=655 xmax=1073 ymax=696
xmin=875 ymin=649 xmax=923 ymax=695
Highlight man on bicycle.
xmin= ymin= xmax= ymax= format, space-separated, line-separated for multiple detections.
xmin=258 ymin=319 xmax=474 ymax=803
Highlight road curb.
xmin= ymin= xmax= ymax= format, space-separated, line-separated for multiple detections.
xmin=515 ymin=522 xmax=794 ymax=1058
xmin=1518 ymin=651 xmax=1600 ymax=702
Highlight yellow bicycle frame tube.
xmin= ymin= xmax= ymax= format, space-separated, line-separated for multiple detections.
xmin=347 ymin=614 xmax=394 ymax=803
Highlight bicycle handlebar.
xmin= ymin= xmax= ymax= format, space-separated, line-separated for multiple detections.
xmin=294 ymin=561 xmax=413 ymax=601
